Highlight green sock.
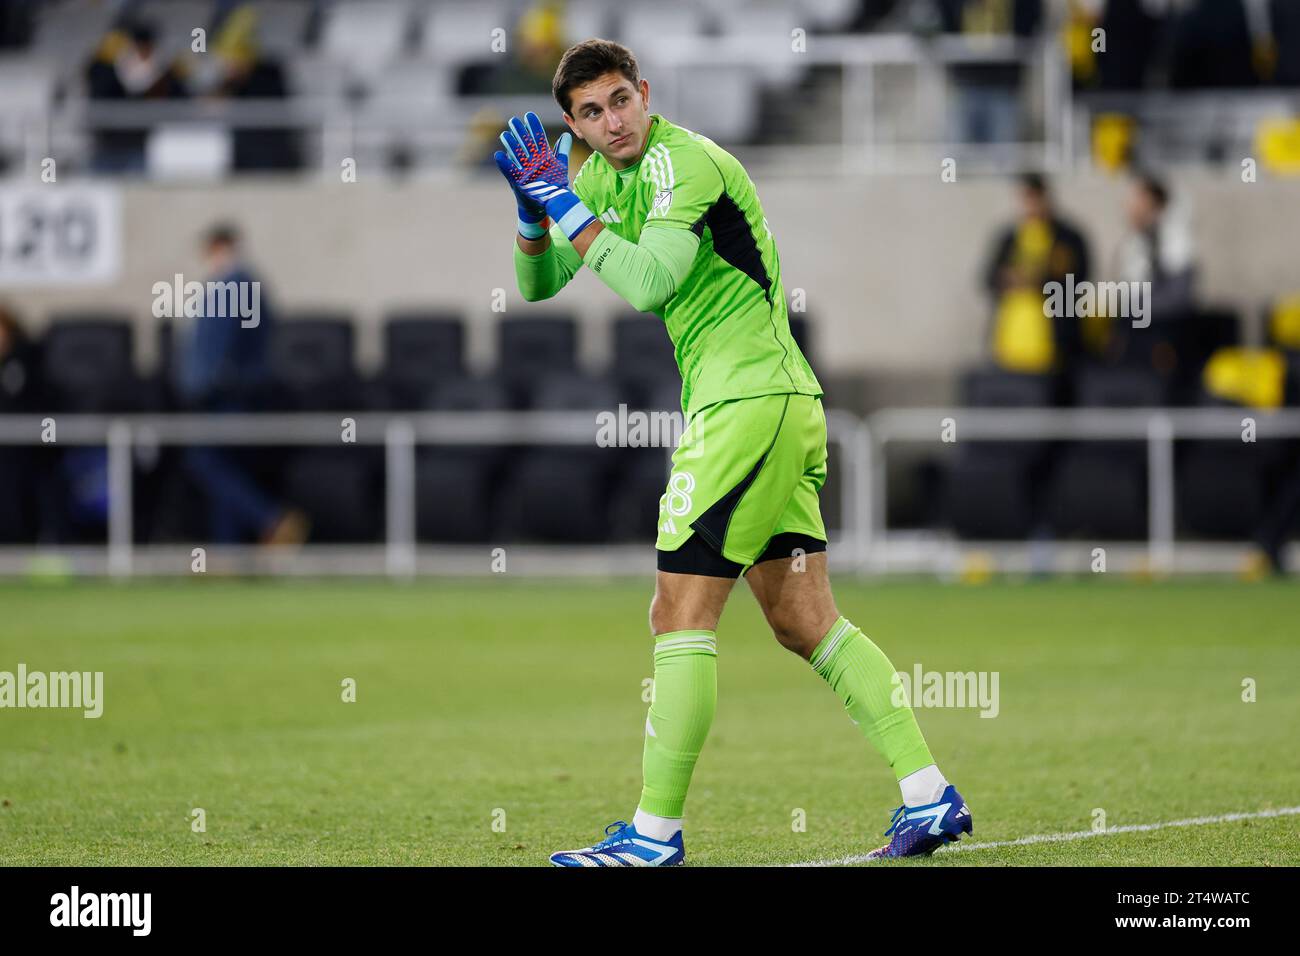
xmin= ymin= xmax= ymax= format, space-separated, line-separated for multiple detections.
xmin=809 ymin=616 xmax=934 ymax=780
xmin=638 ymin=630 xmax=717 ymax=818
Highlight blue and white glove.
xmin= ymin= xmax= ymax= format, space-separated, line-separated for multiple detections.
xmin=493 ymin=112 xmax=549 ymax=239
xmin=494 ymin=112 xmax=597 ymax=243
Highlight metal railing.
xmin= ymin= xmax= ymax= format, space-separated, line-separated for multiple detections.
xmin=1 ymin=405 xmax=1295 ymax=578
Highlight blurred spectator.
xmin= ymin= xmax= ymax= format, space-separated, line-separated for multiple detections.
xmin=1267 ymin=0 xmax=1300 ymax=86
xmin=1067 ymin=0 xmax=1167 ymax=91
xmin=1255 ymin=459 xmax=1300 ymax=572
xmin=1108 ymin=172 xmax=1197 ymax=379
xmin=1168 ymin=0 xmax=1257 ymax=89
xmin=458 ymin=1 xmax=564 ymax=96
xmin=86 ymin=18 xmax=189 ymax=173
xmin=174 ymin=225 xmax=307 ymax=546
xmin=933 ymin=0 xmax=1043 ymax=144
xmin=209 ymin=4 xmax=301 ymax=171
xmin=0 ymin=303 xmax=41 ymax=412
xmin=0 ymin=305 xmax=40 ymax=543
xmin=982 ymin=173 xmax=1092 ymax=381
xmin=0 ymin=0 xmax=30 ymax=48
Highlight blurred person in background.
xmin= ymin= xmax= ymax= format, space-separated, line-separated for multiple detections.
xmin=1107 ymin=172 xmax=1197 ymax=383
xmin=458 ymin=3 xmax=572 ymax=166
xmin=86 ymin=18 xmax=189 ymax=173
xmin=174 ymin=225 xmax=307 ymax=547
xmin=0 ymin=305 xmax=41 ymax=542
xmin=190 ymin=3 xmax=301 ymax=171
xmin=928 ymin=0 xmax=1044 ymax=144
xmin=0 ymin=303 xmax=41 ymax=413
xmin=1066 ymin=0 xmax=1167 ymax=91
xmin=982 ymin=173 xmax=1092 ymax=392
xmin=458 ymin=0 xmax=565 ymax=95
xmin=1254 ymin=460 xmax=1300 ymax=574
xmin=1168 ymin=0 xmax=1258 ymax=89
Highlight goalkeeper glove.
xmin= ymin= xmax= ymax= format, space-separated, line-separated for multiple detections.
xmin=495 ymin=112 xmax=597 ymax=243
xmin=494 ymin=113 xmax=549 ymax=239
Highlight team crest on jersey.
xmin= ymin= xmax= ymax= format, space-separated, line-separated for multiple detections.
xmin=648 ymin=188 xmax=673 ymax=219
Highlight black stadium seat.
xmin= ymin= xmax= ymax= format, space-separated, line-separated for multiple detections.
xmin=269 ymin=315 xmax=361 ymax=410
xmin=379 ymin=312 xmax=465 ymax=409
xmin=945 ymin=367 xmax=1055 ymax=539
xmin=416 ymin=375 xmax=511 ymax=543
xmin=496 ymin=375 xmax=620 ymax=543
xmin=1045 ymin=366 xmax=1162 ymax=539
xmin=281 ymin=449 xmax=380 ymax=543
xmin=41 ymin=316 xmax=139 ymax=412
xmin=612 ymin=313 xmax=677 ymax=407
xmin=498 ymin=316 xmax=577 ymax=407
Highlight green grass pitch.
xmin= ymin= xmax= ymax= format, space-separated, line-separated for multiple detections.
xmin=1 ymin=577 xmax=1296 ymax=866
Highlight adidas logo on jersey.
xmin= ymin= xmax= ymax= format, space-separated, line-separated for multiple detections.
xmin=599 ymin=207 xmax=622 ymax=223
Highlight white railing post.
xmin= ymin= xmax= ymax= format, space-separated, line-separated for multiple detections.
xmin=107 ymin=420 xmax=133 ymax=578
xmin=1147 ymin=413 xmax=1176 ymax=574
xmin=385 ymin=419 xmax=416 ymax=579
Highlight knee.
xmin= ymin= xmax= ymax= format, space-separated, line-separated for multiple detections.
xmin=649 ymin=591 xmax=675 ymax=636
xmin=767 ymin=610 xmax=822 ymax=658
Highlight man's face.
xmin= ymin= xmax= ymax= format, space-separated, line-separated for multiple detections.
xmin=1126 ymin=184 xmax=1158 ymax=231
xmin=1018 ymin=186 xmax=1049 ymax=222
xmin=564 ymin=72 xmax=651 ymax=169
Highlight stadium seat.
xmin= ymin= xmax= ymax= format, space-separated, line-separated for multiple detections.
xmin=1177 ymin=441 xmax=1269 ymax=539
xmin=716 ymin=1 xmax=806 ymax=87
xmin=495 ymin=374 xmax=620 ymax=543
xmin=416 ymin=374 xmax=511 ymax=543
xmin=268 ymin=315 xmax=361 ymax=410
xmin=1074 ymin=365 xmax=1166 ymax=408
xmin=1043 ymin=366 xmax=1161 ymax=540
xmin=41 ymin=316 xmax=139 ymax=412
xmin=609 ymin=447 xmax=672 ymax=541
xmin=661 ymin=65 xmax=761 ymax=143
xmin=622 ymin=5 xmax=707 ymax=66
xmin=419 ymin=0 xmax=505 ymax=69
xmin=612 ymin=313 xmax=678 ymax=408
xmin=320 ymin=0 xmax=413 ymax=74
xmin=561 ymin=0 xmax=614 ymax=43
xmin=30 ymin=2 xmax=116 ymax=60
xmin=249 ymin=1 xmax=315 ymax=59
xmin=281 ymin=448 xmax=380 ymax=543
xmin=945 ymin=367 xmax=1056 ymax=540
xmin=497 ymin=316 xmax=578 ymax=407
xmin=379 ymin=312 xmax=465 ymax=409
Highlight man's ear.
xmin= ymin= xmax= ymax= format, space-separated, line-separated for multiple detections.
xmin=563 ymin=112 xmax=582 ymax=141
xmin=640 ymin=78 xmax=650 ymax=110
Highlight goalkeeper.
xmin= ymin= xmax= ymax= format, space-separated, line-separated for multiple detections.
xmin=496 ymin=39 xmax=970 ymax=866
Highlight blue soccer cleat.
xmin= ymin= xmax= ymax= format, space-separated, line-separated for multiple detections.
xmin=866 ymin=784 xmax=972 ymax=859
xmin=549 ymin=821 xmax=685 ymax=867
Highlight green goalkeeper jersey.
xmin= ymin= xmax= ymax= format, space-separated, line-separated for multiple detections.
xmin=516 ymin=113 xmax=822 ymax=419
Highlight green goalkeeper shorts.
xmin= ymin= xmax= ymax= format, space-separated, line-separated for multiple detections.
xmin=655 ymin=392 xmax=828 ymax=569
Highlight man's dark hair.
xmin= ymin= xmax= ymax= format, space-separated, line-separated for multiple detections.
xmin=1133 ymin=171 xmax=1169 ymax=210
xmin=552 ymin=39 xmax=640 ymax=115
xmin=1018 ymin=172 xmax=1049 ymax=198
xmin=204 ymin=223 xmax=240 ymax=250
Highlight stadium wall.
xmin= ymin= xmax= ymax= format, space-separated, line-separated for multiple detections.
xmin=8 ymin=170 xmax=1299 ymax=405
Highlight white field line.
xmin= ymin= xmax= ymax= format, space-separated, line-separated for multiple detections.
xmin=789 ymin=805 xmax=1300 ymax=867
